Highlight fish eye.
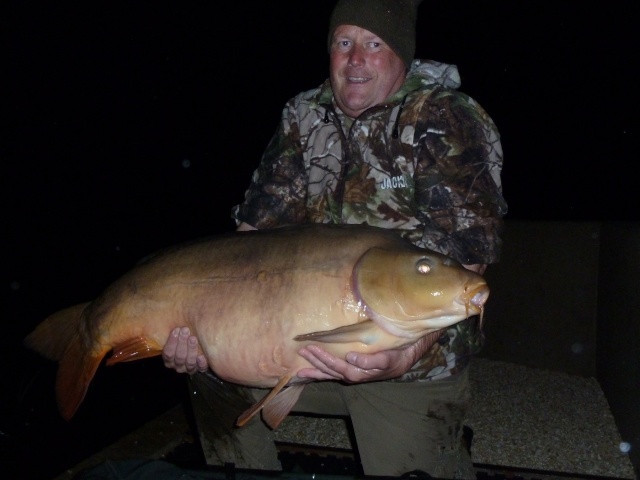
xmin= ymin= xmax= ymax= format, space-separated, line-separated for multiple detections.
xmin=415 ymin=258 xmax=432 ymax=274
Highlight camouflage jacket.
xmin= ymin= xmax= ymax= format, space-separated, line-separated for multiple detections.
xmin=232 ymin=59 xmax=508 ymax=381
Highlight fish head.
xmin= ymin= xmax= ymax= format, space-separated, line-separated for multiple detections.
xmin=352 ymin=245 xmax=490 ymax=339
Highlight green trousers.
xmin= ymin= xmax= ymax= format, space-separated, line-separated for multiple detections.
xmin=188 ymin=368 xmax=474 ymax=479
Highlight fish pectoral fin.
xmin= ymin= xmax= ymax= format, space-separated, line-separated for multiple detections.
xmin=293 ymin=320 xmax=380 ymax=345
xmin=106 ymin=337 xmax=163 ymax=366
xmin=236 ymin=374 xmax=296 ymax=429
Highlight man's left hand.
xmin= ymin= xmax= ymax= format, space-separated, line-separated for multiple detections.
xmin=296 ymin=335 xmax=432 ymax=383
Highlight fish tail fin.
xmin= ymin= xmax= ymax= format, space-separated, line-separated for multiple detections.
xmin=56 ymin=335 xmax=106 ymax=420
xmin=24 ymin=303 xmax=109 ymax=420
xmin=24 ymin=303 xmax=89 ymax=361
xmin=236 ymin=375 xmax=303 ymax=429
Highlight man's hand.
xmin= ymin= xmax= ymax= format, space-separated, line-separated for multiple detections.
xmin=162 ymin=327 xmax=209 ymax=374
xmin=296 ymin=334 xmax=435 ymax=383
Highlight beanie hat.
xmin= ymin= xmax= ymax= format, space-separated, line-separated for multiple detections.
xmin=327 ymin=0 xmax=424 ymax=68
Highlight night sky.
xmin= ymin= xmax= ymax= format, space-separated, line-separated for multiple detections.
xmin=3 ymin=2 xmax=638 ymax=478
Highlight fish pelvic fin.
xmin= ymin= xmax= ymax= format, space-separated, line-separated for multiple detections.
xmin=24 ymin=303 xmax=109 ymax=421
xmin=236 ymin=374 xmax=300 ymax=429
xmin=293 ymin=319 xmax=381 ymax=345
xmin=106 ymin=337 xmax=163 ymax=365
xmin=262 ymin=384 xmax=305 ymax=430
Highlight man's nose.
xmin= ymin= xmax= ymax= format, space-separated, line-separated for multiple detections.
xmin=348 ymin=45 xmax=365 ymax=67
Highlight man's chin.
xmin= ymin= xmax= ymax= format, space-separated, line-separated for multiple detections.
xmin=338 ymin=96 xmax=371 ymax=117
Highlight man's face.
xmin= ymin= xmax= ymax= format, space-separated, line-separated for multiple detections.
xmin=329 ymin=24 xmax=407 ymax=119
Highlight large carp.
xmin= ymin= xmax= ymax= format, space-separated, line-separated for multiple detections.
xmin=24 ymin=223 xmax=489 ymax=429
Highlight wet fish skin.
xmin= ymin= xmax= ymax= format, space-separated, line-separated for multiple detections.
xmin=24 ymin=223 xmax=489 ymax=428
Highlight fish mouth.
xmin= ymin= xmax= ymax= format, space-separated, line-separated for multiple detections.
xmin=463 ymin=284 xmax=490 ymax=328
xmin=468 ymin=285 xmax=490 ymax=309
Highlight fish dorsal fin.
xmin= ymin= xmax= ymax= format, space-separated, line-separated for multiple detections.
xmin=262 ymin=384 xmax=306 ymax=429
xmin=293 ymin=319 xmax=381 ymax=345
xmin=236 ymin=374 xmax=293 ymax=428
xmin=106 ymin=337 xmax=163 ymax=365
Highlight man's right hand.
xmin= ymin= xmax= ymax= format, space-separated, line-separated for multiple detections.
xmin=162 ymin=327 xmax=209 ymax=374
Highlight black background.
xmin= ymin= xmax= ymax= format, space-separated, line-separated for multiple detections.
xmin=3 ymin=2 xmax=638 ymax=478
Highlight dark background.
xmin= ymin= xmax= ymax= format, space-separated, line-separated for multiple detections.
xmin=3 ymin=1 xmax=638 ymax=478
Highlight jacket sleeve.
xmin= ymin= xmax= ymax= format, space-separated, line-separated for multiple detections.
xmin=231 ymin=98 xmax=309 ymax=229
xmin=410 ymin=88 xmax=508 ymax=265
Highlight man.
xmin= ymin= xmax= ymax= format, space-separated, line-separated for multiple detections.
xmin=164 ymin=0 xmax=506 ymax=477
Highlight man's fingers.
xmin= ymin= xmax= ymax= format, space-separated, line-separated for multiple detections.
xmin=296 ymin=345 xmax=396 ymax=383
xmin=297 ymin=346 xmax=344 ymax=380
xmin=162 ymin=327 xmax=180 ymax=365
xmin=182 ymin=335 xmax=198 ymax=373
xmin=296 ymin=367 xmax=337 ymax=381
xmin=345 ymin=351 xmax=392 ymax=370
xmin=162 ymin=326 xmax=209 ymax=374
xmin=195 ymin=354 xmax=209 ymax=373
xmin=173 ymin=327 xmax=192 ymax=367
